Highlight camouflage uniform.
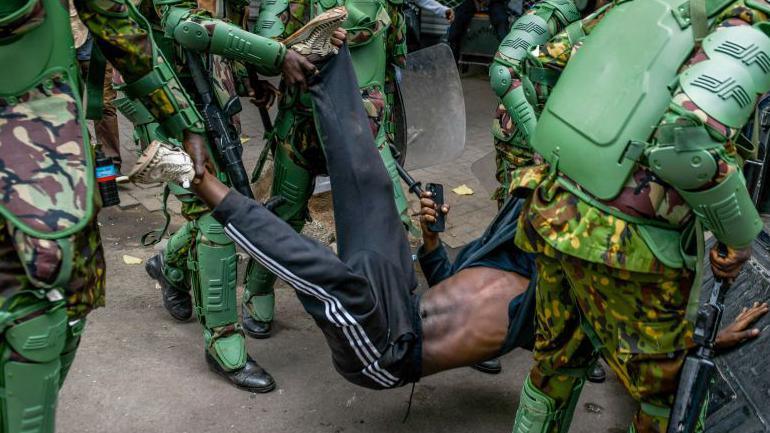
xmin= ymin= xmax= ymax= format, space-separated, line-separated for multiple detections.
xmin=0 ymin=0 xmax=199 ymax=431
xmin=494 ymin=1 xmax=770 ymax=432
xmin=241 ymin=0 xmax=410 ymax=337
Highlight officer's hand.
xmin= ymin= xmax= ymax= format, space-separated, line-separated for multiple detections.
xmin=183 ymin=130 xmax=211 ymax=184
xmin=331 ymin=28 xmax=347 ymax=48
xmin=715 ymin=302 xmax=768 ymax=350
xmin=445 ymin=8 xmax=455 ymax=22
xmin=710 ymin=245 xmax=752 ymax=281
xmin=419 ymin=191 xmax=449 ymax=252
xmin=282 ymin=50 xmax=317 ymax=91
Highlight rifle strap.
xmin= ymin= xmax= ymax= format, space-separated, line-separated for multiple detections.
xmin=141 ymin=185 xmax=172 ymax=246
xmin=85 ymin=45 xmax=107 ymax=121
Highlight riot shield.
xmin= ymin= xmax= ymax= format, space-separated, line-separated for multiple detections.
xmin=399 ymin=43 xmax=466 ymax=170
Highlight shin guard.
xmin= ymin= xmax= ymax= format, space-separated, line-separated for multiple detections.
xmin=1 ymin=300 xmax=68 ymax=433
xmin=512 ymin=374 xmax=585 ymax=433
xmin=190 ymin=213 xmax=245 ymax=371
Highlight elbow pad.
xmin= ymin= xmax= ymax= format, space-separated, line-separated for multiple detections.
xmin=680 ymin=24 xmax=770 ymax=129
xmin=164 ymin=7 xmax=286 ymax=75
xmin=677 ymin=169 xmax=762 ymax=248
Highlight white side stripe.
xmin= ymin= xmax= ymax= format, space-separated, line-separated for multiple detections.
xmin=224 ymin=224 xmax=398 ymax=388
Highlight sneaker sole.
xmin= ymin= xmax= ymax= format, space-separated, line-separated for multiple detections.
xmin=282 ymin=6 xmax=348 ymax=48
xmin=128 ymin=140 xmax=164 ymax=185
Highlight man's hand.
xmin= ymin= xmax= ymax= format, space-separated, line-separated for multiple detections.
xmin=331 ymin=27 xmax=347 ymax=48
xmin=182 ymin=130 xmax=210 ymax=184
xmin=445 ymin=8 xmax=455 ymax=22
xmin=282 ymin=50 xmax=317 ymax=90
xmin=419 ymin=191 xmax=449 ymax=253
xmin=715 ymin=302 xmax=768 ymax=350
xmin=710 ymin=245 xmax=752 ymax=281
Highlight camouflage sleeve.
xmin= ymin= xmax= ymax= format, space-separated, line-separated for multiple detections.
xmin=655 ymin=2 xmax=770 ymax=185
xmin=74 ymin=0 xmax=195 ymax=125
xmin=386 ymin=3 xmax=407 ymax=68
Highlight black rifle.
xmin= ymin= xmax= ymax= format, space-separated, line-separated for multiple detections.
xmin=186 ymin=51 xmax=254 ymax=199
xmin=667 ymin=245 xmax=729 ymax=433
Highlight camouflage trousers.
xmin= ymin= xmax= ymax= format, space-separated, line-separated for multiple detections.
xmin=526 ymin=240 xmax=694 ymax=433
xmin=490 ymin=103 xmax=533 ymax=206
xmin=0 ymin=216 xmax=106 ymax=320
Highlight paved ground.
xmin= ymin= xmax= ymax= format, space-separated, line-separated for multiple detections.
xmin=57 ymin=70 xmax=635 ymax=433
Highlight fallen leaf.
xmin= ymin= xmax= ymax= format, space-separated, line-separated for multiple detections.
xmin=452 ymin=184 xmax=474 ymax=195
xmin=123 ymin=255 xmax=143 ymax=265
xmin=240 ymin=136 xmax=250 ymax=144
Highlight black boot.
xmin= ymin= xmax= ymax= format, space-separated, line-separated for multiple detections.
xmin=205 ymin=352 xmax=276 ymax=393
xmin=145 ymin=254 xmax=193 ymax=321
xmin=242 ymin=305 xmax=273 ymax=339
xmin=587 ymin=363 xmax=606 ymax=383
xmin=471 ymin=357 xmax=502 ymax=375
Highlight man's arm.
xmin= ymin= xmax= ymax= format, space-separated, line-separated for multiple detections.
xmin=75 ymin=0 xmax=206 ymax=140
xmin=416 ymin=191 xmax=457 ymax=285
xmin=647 ymin=7 xmax=770 ymax=276
xmin=488 ymin=0 xmax=581 ymax=143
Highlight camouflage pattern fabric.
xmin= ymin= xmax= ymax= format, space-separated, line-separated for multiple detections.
xmin=0 ymin=78 xmax=90 ymax=235
xmin=523 ymin=247 xmax=693 ymax=433
xmin=0 ymin=217 xmax=105 ymax=320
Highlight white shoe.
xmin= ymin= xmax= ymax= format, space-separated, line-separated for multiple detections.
xmin=128 ymin=141 xmax=196 ymax=188
xmin=283 ymin=7 xmax=348 ymax=62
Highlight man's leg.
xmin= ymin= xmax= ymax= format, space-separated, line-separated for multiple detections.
xmin=0 ymin=217 xmax=105 ymax=433
xmin=94 ymin=64 xmax=121 ymax=171
xmin=560 ymin=257 xmax=694 ymax=433
xmin=487 ymin=0 xmax=510 ymax=41
xmin=242 ymin=141 xmax=314 ymax=338
xmin=512 ymin=254 xmax=595 ymax=433
xmin=445 ymin=0 xmax=476 ymax=62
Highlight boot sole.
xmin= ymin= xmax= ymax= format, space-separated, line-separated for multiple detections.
xmin=128 ymin=140 xmax=164 ymax=184
xmin=206 ymin=356 xmax=277 ymax=393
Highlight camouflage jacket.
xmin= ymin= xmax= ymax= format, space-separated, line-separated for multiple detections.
xmin=511 ymin=1 xmax=770 ymax=274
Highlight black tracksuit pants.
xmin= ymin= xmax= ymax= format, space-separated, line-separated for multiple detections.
xmin=212 ymin=47 xmax=421 ymax=389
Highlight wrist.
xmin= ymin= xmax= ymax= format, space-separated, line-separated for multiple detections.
xmin=422 ymin=235 xmax=440 ymax=253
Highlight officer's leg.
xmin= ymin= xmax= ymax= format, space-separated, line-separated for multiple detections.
xmin=446 ymin=0 xmax=476 ymax=61
xmin=242 ymin=142 xmax=314 ymax=339
xmin=0 ymin=295 xmax=68 ymax=433
xmin=512 ymin=254 xmax=595 ymax=433
xmin=59 ymin=318 xmax=86 ymax=386
xmin=146 ymin=213 xmax=195 ymax=322
xmin=561 ymin=259 xmax=697 ymax=433
xmin=487 ymin=0 xmax=510 ymax=41
xmin=191 ymin=212 xmax=275 ymax=392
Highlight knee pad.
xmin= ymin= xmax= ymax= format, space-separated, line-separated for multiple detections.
xmin=190 ymin=213 xmax=238 ymax=329
xmin=1 ymin=300 xmax=68 ymax=433
xmin=272 ymin=146 xmax=313 ymax=230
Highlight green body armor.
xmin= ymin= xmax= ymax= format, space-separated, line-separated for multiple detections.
xmin=532 ymin=0 xmax=697 ymax=200
xmin=346 ymin=0 xmax=389 ymax=90
xmin=0 ymin=0 xmax=94 ymax=239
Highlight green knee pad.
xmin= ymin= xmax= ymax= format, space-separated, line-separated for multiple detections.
xmin=512 ymin=374 xmax=585 ymax=433
xmin=163 ymin=220 xmax=196 ymax=291
xmin=59 ymin=319 xmax=86 ymax=387
xmin=1 ymin=301 xmax=68 ymax=433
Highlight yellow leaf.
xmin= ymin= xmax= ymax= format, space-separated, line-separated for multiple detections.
xmin=452 ymin=184 xmax=474 ymax=195
xmin=122 ymin=255 xmax=143 ymax=265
